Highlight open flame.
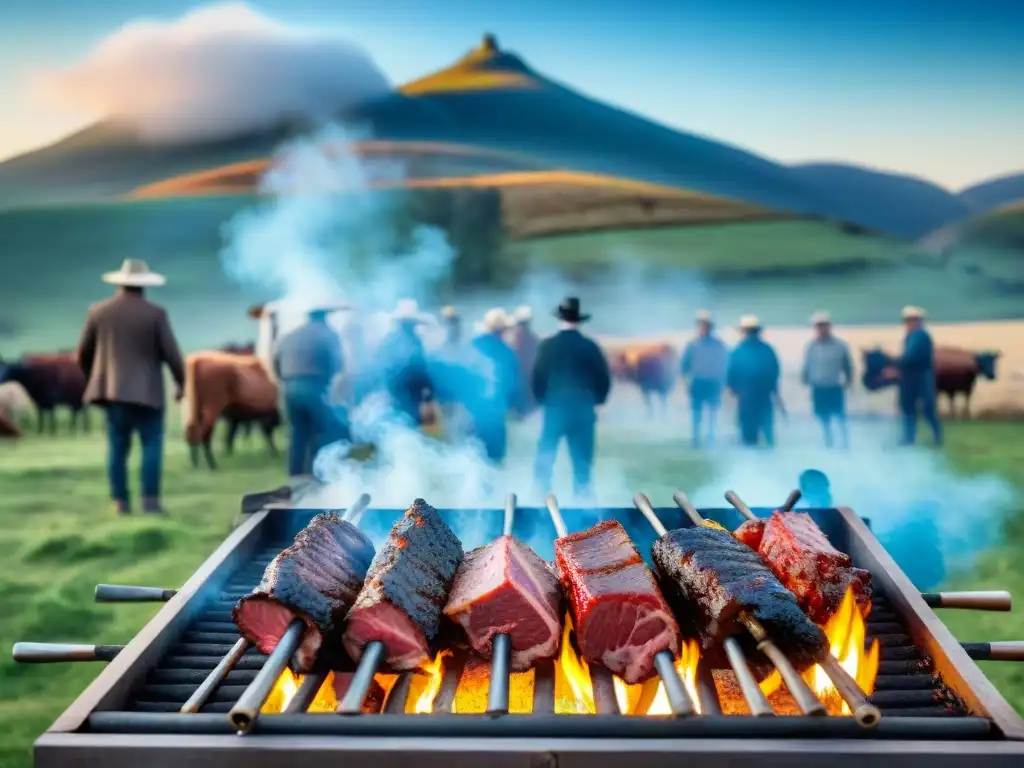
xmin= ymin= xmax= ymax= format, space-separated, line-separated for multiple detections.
xmin=758 ymin=585 xmax=879 ymax=713
xmin=407 ymin=651 xmax=448 ymax=714
xmin=641 ymin=639 xmax=703 ymax=715
xmin=260 ymin=669 xmax=339 ymax=713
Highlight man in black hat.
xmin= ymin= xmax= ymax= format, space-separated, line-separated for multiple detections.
xmin=532 ymin=297 xmax=611 ymax=498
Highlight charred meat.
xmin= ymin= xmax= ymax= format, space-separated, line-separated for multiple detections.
xmin=343 ymin=499 xmax=463 ymax=670
xmin=757 ymin=511 xmax=872 ymax=624
xmin=444 ymin=535 xmax=562 ymax=672
xmin=233 ymin=512 xmax=375 ymax=673
xmin=555 ymin=520 xmax=680 ymax=684
xmin=652 ymin=525 xmax=827 ymax=671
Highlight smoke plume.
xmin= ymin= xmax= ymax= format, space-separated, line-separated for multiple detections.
xmin=33 ymin=3 xmax=390 ymax=145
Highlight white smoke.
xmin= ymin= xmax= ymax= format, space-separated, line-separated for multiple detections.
xmin=33 ymin=3 xmax=390 ymax=145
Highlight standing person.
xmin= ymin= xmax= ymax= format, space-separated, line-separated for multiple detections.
xmin=430 ymin=305 xmax=474 ymax=443
xmin=505 ymin=305 xmax=540 ymax=418
xmin=726 ymin=315 xmax=780 ymax=448
xmin=896 ymin=305 xmax=941 ymax=446
xmin=680 ymin=309 xmax=728 ymax=449
xmin=273 ymin=307 xmax=345 ymax=477
xmin=468 ymin=308 xmax=523 ymax=464
xmin=532 ymin=297 xmax=611 ymax=498
xmin=801 ymin=311 xmax=853 ymax=449
xmin=371 ymin=299 xmax=432 ymax=428
xmin=75 ymin=259 xmax=185 ymax=515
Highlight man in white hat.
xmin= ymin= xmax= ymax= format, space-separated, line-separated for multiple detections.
xmin=726 ymin=314 xmax=780 ymax=448
xmin=464 ymin=308 xmax=522 ymax=464
xmin=368 ymin=299 xmax=432 ymax=426
xmin=76 ymin=259 xmax=184 ymax=515
xmin=680 ymin=309 xmax=728 ymax=449
xmin=896 ymin=305 xmax=941 ymax=446
xmin=273 ymin=305 xmax=347 ymax=477
xmin=505 ymin=304 xmax=539 ymax=417
xmin=801 ymin=311 xmax=853 ymax=449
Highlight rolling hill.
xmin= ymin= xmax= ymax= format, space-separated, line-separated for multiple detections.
xmin=959 ymin=173 xmax=1024 ymax=212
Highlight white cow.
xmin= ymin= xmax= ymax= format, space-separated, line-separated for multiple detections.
xmin=0 ymin=381 xmax=34 ymax=424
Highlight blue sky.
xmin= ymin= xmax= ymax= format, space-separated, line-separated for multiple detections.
xmin=1 ymin=0 xmax=1022 ymax=190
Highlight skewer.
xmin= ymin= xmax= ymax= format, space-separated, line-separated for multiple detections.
xmin=636 ymin=493 xmax=752 ymax=716
xmin=671 ymin=491 xmax=828 ymax=719
xmin=95 ymin=584 xmax=177 ymax=603
xmin=337 ymin=641 xmax=386 ymax=714
xmin=282 ymin=668 xmax=331 ymax=714
xmin=720 ymin=490 xmax=875 ymax=724
xmin=12 ymin=643 xmax=123 ymax=663
xmin=341 ymin=492 xmax=372 ymax=525
xmin=962 ymin=641 xmax=1024 ymax=661
xmin=545 ymin=494 xmax=621 ymax=716
xmin=181 ymin=638 xmax=250 ymax=713
xmin=725 ymin=493 xmax=1012 ymax=614
xmin=486 ymin=494 xmax=517 ymax=716
xmin=228 ymin=619 xmax=305 ymax=732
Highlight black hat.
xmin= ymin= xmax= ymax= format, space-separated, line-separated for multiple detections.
xmin=554 ymin=296 xmax=590 ymax=324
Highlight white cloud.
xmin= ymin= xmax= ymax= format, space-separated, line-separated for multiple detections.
xmin=33 ymin=3 xmax=391 ymax=145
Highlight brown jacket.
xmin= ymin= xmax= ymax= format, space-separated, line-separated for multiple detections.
xmin=76 ymin=291 xmax=185 ymax=410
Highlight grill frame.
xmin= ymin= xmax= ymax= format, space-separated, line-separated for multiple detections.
xmin=33 ymin=504 xmax=1024 ymax=767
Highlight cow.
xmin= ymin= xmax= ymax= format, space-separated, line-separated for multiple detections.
xmin=0 ymin=408 xmax=21 ymax=439
xmin=0 ymin=381 xmax=34 ymax=426
xmin=183 ymin=351 xmax=281 ymax=469
xmin=607 ymin=342 xmax=678 ymax=415
xmin=861 ymin=345 xmax=1000 ymax=418
xmin=219 ymin=341 xmax=263 ymax=446
xmin=0 ymin=352 xmax=89 ymax=433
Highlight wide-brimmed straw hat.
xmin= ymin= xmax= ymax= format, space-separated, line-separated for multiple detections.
xmin=440 ymin=305 xmax=459 ymax=321
xmin=555 ymin=297 xmax=590 ymax=324
xmin=810 ymin=311 xmax=832 ymax=326
xmin=512 ymin=305 xmax=532 ymax=323
xmin=695 ymin=309 xmax=712 ymax=323
xmin=737 ymin=314 xmax=761 ymax=331
xmin=901 ymin=305 xmax=926 ymax=320
xmin=482 ymin=308 xmax=510 ymax=333
xmin=102 ymin=259 xmax=166 ymax=287
xmin=392 ymin=299 xmax=428 ymax=324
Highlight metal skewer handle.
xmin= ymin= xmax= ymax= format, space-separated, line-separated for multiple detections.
xmin=95 ymin=584 xmax=177 ymax=603
xmin=12 ymin=643 xmax=123 ymax=663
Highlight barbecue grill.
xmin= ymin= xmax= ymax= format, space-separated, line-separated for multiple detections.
xmin=14 ymin=493 xmax=1024 ymax=768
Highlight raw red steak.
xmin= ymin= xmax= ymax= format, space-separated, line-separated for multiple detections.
xmin=444 ymin=535 xmax=562 ymax=671
xmin=554 ymin=520 xmax=680 ymax=684
xmin=758 ymin=511 xmax=872 ymax=623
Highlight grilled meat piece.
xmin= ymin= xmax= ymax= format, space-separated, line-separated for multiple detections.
xmin=734 ymin=518 xmax=766 ymax=550
xmin=444 ymin=535 xmax=562 ymax=671
xmin=757 ymin=511 xmax=872 ymax=624
xmin=343 ymin=499 xmax=464 ymax=670
xmin=555 ymin=520 xmax=680 ymax=684
xmin=233 ymin=512 xmax=375 ymax=673
xmin=652 ymin=525 xmax=827 ymax=671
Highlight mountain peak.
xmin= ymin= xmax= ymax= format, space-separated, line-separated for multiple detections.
xmin=400 ymin=34 xmax=540 ymax=96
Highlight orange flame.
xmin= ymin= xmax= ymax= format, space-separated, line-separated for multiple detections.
xmin=555 ymin=614 xmax=595 ymax=713
xmin=407 ymin=651 xmax=448 ymax=714
xmin=758 ymin=586 xmax=879 ymax=713
xmin=260 ymin=670 xmax=339 ymax=713
xmin=641 ymin=639 xmax=703 ymax=715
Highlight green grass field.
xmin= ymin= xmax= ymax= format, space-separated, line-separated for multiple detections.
xmin=2 ymin=414 xmax=1024 ymax=766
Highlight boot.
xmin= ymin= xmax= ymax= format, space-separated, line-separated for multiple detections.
xmin=113 ymin=499 xmax=131 ymax=516
xmin=142 ymin=497 xmax=166 ymax=515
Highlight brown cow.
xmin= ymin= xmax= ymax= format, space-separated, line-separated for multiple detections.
xmin=184 ymin=351 xmax=281 ymax=469
xmin=607 ymin=342 xmax=678 ymax=415
xmin=0 ymin=408 xmax=21 ymax=439
xmin=0 ymin=351 xmax=89 ymax=433
xmin=861 ymin=345 xmax=1000 ymax=418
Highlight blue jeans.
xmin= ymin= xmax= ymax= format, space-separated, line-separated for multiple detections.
xmin=284 ymin=379 xmax=342 ymax=477
xmin=104 ymin=403 xmax=165 ymax=503
xmin=899 ymin=378 xmax=942 ymax=446
xmin=534 ymin=409 xmax=596 ymax=497
xmin=689 ymin=378 xmax=722 ymax=448
xmin=737 ymin=394 xmax=773 ymax=447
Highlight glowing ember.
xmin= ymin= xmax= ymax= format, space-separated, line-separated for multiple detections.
xmin=408 ymin=651 xmax=448 ymax=714
xmin=453 ymin=657 xmax=535 ymax=714
xmin=759 ymin=585 xmax=879 ymax=713
xmin=260 ymin=670 xmax=338 ymax=713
